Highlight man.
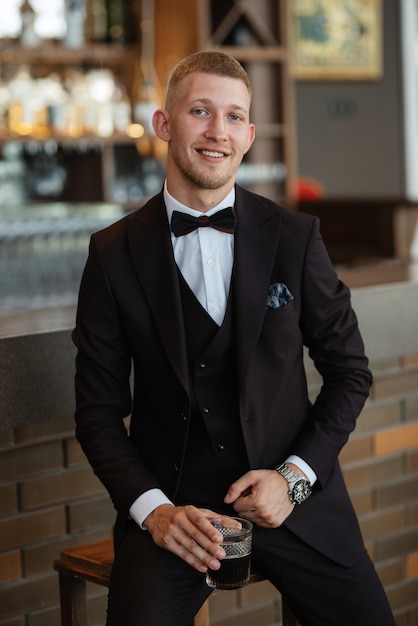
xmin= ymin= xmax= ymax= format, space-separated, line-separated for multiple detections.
xmin=73 ymin=51 xmax=395 ymax=625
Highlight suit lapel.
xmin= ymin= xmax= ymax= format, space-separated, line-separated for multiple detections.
xmin=126 ymin=194 xmax=189 ymax=393
xmin=233 ymin=186 xmax=282 ymax=392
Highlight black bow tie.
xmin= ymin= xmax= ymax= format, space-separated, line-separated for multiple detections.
xmin=170 ymin=207 xmax=236 ymax=237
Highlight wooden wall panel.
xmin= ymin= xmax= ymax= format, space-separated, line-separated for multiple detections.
xmin=155 ymin=0 xmax=199 ymax=89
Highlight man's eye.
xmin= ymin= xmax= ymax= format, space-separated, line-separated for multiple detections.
xmin=193 ymin=108 xmax=207 ymax=116
xmin=230 ymin=114 xmax=243 ymax=122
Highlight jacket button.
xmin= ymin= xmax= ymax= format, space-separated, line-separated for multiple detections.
xmin=202 ymin=406 xmax=210 ymax=413
xmin=217 ymin=444 xmax=225 ymax=451
xmin=197 ymin=362 xmax=207 ymax=369
xmin=180 ymin=413 xmax=187 ymax=421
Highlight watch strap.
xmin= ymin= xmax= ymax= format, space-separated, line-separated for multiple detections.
xmin=276 ymin=462 xmax=312 ymax=505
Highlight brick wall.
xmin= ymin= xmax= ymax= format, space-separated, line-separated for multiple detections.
xmin=0 ymin=354 xmax=417 ymax=626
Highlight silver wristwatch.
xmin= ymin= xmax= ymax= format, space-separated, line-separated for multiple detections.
xmin=276 ymin=463 xmax=312 ymax=505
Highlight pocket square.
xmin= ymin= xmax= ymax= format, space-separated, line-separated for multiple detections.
xmin=266 ymin=282 xmax=294 ymax=309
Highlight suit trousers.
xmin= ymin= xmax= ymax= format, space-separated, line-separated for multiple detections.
xmin=106 ymin=520 xmax=395 ymax=626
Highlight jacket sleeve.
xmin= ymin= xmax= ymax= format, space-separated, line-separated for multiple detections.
xmin=73 ymin=234 xmax=163 ymax=518
xmin=294 ymin=217 xmax=372 ymax=486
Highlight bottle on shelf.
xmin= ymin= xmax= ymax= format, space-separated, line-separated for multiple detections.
xmin=87 ymin=69 xmax=116 ymax=137
xmin=63 ymin=0 xmax=86 ymax=48
xmin=85 ymin=0 xmax=107 ymax=43
xmin=46 ymin=75 xmax=71 ymax=136
xmin=113 ymin=84 xmax=132 ymax=133
xmin=7 ymin=67 xmax=37 ymax=136
xmin=104 ymin=0 xmax=137 ymax=44
xmin=132 ymin=75 xmax=160 ymax=136
xmin=20 ymin=0 xmax=40 ymax=48
xmin=130 ymin=0 xmax=163 ymax=154
xmin=0 ymin=77 xmax=11 ymax=136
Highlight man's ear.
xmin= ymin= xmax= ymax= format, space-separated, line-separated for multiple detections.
xmin=152 ymin=108 xmax=170 ymax=142
xmin=244 ymin=123 xmax=256 ymax=154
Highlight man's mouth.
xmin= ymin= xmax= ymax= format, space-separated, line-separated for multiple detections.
xmin=200 ymin=149 xmax=227 ymax=158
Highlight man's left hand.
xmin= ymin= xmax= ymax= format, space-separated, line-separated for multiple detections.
xmin=224 ymin=468 xmax=296 ymax=527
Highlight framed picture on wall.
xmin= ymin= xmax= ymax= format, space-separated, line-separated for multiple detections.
xmin=287 ymin=0 xmax=382 ymax=80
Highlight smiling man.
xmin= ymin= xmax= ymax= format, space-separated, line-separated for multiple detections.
xmin=73 ymin=51 xmax=395 ymax=626
xmin=154 ymin=59 xmax=255 ymax=202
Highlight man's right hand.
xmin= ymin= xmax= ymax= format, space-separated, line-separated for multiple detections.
xmin=144 ymin=504 xmax=238 ymax=573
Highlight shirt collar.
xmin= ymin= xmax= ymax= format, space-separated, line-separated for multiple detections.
xmin=164 ymin=180 xmax=235 ymax=224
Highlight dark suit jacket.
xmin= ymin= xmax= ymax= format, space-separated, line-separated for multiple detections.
xmin=73 ymin=185 xmax=372 ymax=566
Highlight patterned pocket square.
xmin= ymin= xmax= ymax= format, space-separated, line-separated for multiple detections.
xmin=266 ymin=282 xmax=294 ymax=309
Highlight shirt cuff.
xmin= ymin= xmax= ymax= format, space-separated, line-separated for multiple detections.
xmin=129 ymin=489 xmax=174 ymax=530
xmin=286 ymin=455 xmax=317 ymax=485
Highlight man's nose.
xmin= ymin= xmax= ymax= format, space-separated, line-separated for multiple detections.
xmin=205 ymin=114 xmax=227 ymax=140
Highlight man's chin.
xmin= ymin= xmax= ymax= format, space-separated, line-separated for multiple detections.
xmin=188 ymin=171 xmax=235 ymax=191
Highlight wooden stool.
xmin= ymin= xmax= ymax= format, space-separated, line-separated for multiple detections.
xmin=54 ymin=538 xmax=298 ymax=626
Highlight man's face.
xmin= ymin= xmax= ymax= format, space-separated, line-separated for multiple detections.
xmin=162 ymin=72 xmax=255 ymax=195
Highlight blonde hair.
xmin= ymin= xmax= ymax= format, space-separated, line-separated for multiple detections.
xmin=165 ymin=51 xmax=252 ymax=110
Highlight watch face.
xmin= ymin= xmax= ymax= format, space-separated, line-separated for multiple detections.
xmin=292 ymin=479 xmax=312 ymax=504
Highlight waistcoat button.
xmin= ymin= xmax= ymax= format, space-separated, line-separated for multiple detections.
xmin=202 ymin=406 xmax=210 ymax=413
xmin=217 ymin=444 xmax=225 ymax=451
xmin=197 ymin=362 xmax=207 ymax=370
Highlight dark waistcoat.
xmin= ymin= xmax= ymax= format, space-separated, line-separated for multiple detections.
xmin=175 ymin=271 xmax=249 ymax=513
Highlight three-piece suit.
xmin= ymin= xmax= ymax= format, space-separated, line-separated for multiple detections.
xmin=73 ymin=185 xmax=394 ymax=625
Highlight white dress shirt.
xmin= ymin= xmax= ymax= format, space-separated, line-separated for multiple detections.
xmin=166 ymin=184 xmax=235 ymax=325
xmin=129 ymin=184 xmax=316 ymax=529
